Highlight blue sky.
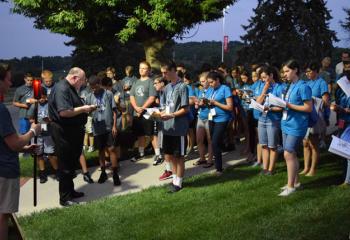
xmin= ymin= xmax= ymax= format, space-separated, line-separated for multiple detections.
xmin=0 ymin=0 xmax=348 ymax=59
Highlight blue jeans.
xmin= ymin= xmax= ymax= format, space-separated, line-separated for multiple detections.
xmin=210 ymin=121 xmax=228 ymax=172
xmin=282 ymin=133 xmax=302 ymax=153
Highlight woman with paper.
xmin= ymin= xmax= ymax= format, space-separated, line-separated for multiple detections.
xmin=302 ymin=61 xmax=330 ymax=177
xmin=255 ymin=66 xmax=286 ymax=176
xmin=279 ymin=60 xmax=312 ymax=197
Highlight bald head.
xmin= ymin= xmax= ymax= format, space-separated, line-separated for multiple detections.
xmin=66 ymin=67 xmax=86 ymax=90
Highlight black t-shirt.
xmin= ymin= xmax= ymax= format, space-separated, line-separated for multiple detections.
xmin=48 ymin=79 xmax=87 ymax=127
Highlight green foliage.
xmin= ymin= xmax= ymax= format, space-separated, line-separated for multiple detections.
xmin=237 ymin=0 xmax=338 ymax=66
xmin=341 ymin=8 xmax=350 ymax=39
xmin=12 ymin=0 xmax=237 ymax=67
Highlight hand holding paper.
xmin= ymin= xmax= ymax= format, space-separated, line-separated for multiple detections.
xmin=268 ymin=93 xmax=286 ymax=108
xmin=337 ymin=76 xmax=350 ymax=98
xmin=249 ymin=99 xmax=264 ymax=112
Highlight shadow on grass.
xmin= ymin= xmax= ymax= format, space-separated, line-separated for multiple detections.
xmin=302 ymin=174 xmax=344 ymax=189
xmin=185 ymin=167 xmax=258 ymax=189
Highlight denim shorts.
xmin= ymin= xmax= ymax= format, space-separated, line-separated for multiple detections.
xmin=258 ymin=120 xmax=280 ymax=148
xmin=282 ymin=133 xmax=303 ymax=153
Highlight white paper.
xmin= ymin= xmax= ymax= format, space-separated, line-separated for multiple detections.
xmin=268 ymin=93 xmax=286 ymax=108
xmin=328 ymin=135 xmax=350 ymax=159
xmin=337 ymin=76 xmax=350 ymax=98
xmin=143 ymin=107 xmax=160 ymax=120
xmin=312 ymin=96 xmax=323 ymax=112
xmin=249 ymin=99 xmax=264 ymax=112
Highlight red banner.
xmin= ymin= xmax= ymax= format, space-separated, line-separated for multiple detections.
xmin=223 ymin=36 xmax=229 ymax=52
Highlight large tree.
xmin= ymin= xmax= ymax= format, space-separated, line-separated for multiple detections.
xmin=13 ymin=0 xmax=236 ymax=68
xmin=237 ymin=0 xmax=338 ymax=66
xmin=341 ymin=8 xmax=350 ymax=39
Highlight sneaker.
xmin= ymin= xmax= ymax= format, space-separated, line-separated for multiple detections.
xmin=87 ymin=146 xmax=94 ymax=153
xmin=168 ymin=184 xmax=182 ymax=193
xmin=260 ymin=169 xmax=268 ymax=175
xmin=83 ymin=172 xmax=94 ymax=184
xmin=265 ymin=170 xmax=275 ymax=176
xmin=213 ymin=170 xmax=223 ymax=177
xmin=83 ymin=145 xmax=88 ymax=151
xmin=153 ymin=155 xmax=163 ymax=166
xmin=251 ymin=161 xmax=261 ymax=167
xmin=159 ymin=170 xmax=173 ymax=181
xmin=98 ymin=171 xmax=108 ymax=184
xmin=280 ymin=182 xmax=301 ymax=190
xmin=278 ymin=187 xmax=296 ymax=197
xmin=60 ymin=200 xmax=81 ymax=207
xmin=131 ymin=153 xmax=144 ymax=162
xmin=39 ymin=170 xmax=48 ymax=184
xmin=113 ymin=172 xmax=121 ymax=186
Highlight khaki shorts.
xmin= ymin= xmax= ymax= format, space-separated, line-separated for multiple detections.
xmin=0 ymin=177 xmax=20 ymax=213
xmin=85 ymin=116 xmax=93 ymax=134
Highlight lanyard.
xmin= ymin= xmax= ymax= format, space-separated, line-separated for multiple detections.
xmin=166 ymin=79 xmax=181 ymax=105
xmin=211 ymin=85 xmax=222 ymax=100
xmin=285 ymin=81 xmax=299 ymax=102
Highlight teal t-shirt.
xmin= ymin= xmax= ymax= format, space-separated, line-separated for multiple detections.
xmin=281 ymin=80 xmax=312 ymax=137
xmin=209 ymin=85 xmax=233 ymax=123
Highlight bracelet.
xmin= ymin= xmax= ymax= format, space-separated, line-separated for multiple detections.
xmin=29 ymin=128 xmax=37 ymax=137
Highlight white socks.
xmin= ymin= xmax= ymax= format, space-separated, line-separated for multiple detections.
xmin=172 ymin=175 xmax=183 ymax=188
xmin=165 ymin=162 xmax=172 ymax=172
xmin=155 ymin=148 xmax=160 ymax=156
xmin=138 ymin=147 xmax=144 ymax=156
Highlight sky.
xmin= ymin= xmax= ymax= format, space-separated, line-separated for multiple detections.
xmin=0 ymin=0 xmax=349 ymax=59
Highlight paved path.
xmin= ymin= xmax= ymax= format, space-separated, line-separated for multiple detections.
xmin=18 ymin=150 xmax=247 ymax=216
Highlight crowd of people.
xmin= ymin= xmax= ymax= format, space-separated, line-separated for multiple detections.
xmin=1 ymin=50 xmax=350 ymax=238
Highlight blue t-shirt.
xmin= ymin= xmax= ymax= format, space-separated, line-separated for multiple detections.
xmin=281 ymin=80 xmax=312 ymax=137
xmin=251 ymin=80 xmax=264 ymax=120
xmin=209 ymin=85 xmax=233 ymax=123
xmin=307 ymin=77 xmax=328 ymax=98
xmin=260 ymin=82 xmax=287 ymax=122
xmin=0 ymin=103 xmax=19 ymax=178
xmin=198 ymin=87 xmax=213 ymax=120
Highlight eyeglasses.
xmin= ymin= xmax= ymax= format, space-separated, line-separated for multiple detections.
xmin=153 ymin=82 xmax=160 ymax=85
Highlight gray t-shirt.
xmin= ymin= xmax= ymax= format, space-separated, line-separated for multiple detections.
xmin=121 ymin=76 xmax=137 ymax=99
xmin=161 ymin=81 xmax=189 ymax=136
xmin=0 ymin=103 xmax=19 ymax=178
xmin=130 ymin=78 xmax=157 ymax=116
xmin=13 ymin=84 xmax=33 ymax=118
xmin=85 ymin=89 xmax=116 ymax=136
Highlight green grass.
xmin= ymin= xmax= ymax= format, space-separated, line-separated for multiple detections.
xmin=19 ymin=151 xmax=99 ymax=177
xmin=18 ymin=152 xmax=350 ymax=240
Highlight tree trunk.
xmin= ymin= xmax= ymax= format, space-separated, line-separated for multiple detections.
xmin=143 ymin=38 xmax=168 ymax=71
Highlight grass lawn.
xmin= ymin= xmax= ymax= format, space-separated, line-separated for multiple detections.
xmin=18 ymin=152 xmax=350 ymax=240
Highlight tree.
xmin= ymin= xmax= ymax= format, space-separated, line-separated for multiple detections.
xmin=13 ymin=0 xmax=237 ymax=68
xmin=341 ymin=8 xmax=350 ymax=39
xmin=237 ymin=0 xmax=338 ymax=67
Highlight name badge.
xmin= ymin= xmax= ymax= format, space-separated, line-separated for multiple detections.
xmin=41 ymin=123 xmax=47 ymax=131
xmin=210 ymin=108 xmax=216 ymax=116
xmin=282 ymin=110 xmax=287 ymax=120
xmin=208 ymin=113 xmax=213 ymax=121
xmin=165 ymin=106 xmax=170 ymax=114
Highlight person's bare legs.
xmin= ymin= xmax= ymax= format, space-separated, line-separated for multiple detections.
xmin=262 ymin=146 xmax=269 ymax=171
xmin=79 ymin=153 xmax=88 ymax=174
xmin=108 ymin=147 xmax=118 ymax=169
xmin=48 ymin=155 xmax=58 ymax=171
xmin=0 ymin=214 xmax=9 ymax=240
xmin=301 ymin=139 xmax=311 ymax=175
xmin=306 ymin=134 xmax=319 ymax=176
xmin=38 ymin=155 xmax=45 ymax=172
xmin=268 ymin=148 xmax=278 ymax=172
xmin=205 ymin=128 xmax=213 ymax=163
xmin=138 ymin=136 xmax=145 ymax=156
xmin=284 ymin=151 xmax=299 ymax=188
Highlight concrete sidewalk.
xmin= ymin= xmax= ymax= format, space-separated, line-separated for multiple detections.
xmin=18 ymin=148 xmax=247 ymax=216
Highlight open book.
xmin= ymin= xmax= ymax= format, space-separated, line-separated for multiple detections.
xmin=268 ymin=93 xmax=286 ymax=108
xmin=337 ymin=76 xmax=350 ymax=98
xmin=249 ymin=99 xmax=264 ymax=112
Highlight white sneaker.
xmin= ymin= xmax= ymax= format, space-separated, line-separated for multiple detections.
xmin=280 ymin=182 xmax=301 ymax=190
xmin=278 ymin=187 xmax=296 ymax=196
xmin=87 ymin=146 xmax=94 ymax=153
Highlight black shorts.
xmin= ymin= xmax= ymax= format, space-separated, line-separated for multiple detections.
xmin=94 ymin=132 xmax=118 ymax=150
xmin=163 ymin=135 xmax=187 ymax=157
xmin=132 ymin=116 xmax=154 ymax=137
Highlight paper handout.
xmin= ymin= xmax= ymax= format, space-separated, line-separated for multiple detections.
xmin=328 ymin=135 xmax=350 ymax=159
xmin=249 ymin=99 xmax=264 ymax=112
xmin=337 ymin=76 xmax=350 ymax=98
xmin=143 ymin=108 xmax=161 ymax=120
xmin=268 ymin=93 xmax=286 ymax=108
xmin=312 ymin=96 xmax=323 ymax=112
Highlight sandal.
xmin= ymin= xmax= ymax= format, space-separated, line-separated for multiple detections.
xmin=203 ymin=162 xmax=214 ymax=168
xmin=193 ymin=159 xmax=207 ymax=166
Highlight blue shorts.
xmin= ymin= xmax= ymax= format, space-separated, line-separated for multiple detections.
xmin=258 ymin=120 xmax=280 ymax=148
xmin=19 ymin=118 xmax=30 ymax=135
xmin=282 ymin=133 xmax=302 ymax=153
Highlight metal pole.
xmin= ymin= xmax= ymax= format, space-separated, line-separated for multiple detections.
xmin=221 ymin=9 xmax=225 ymax=63
xmin=33 ymin=101 xmax=38 ymax=206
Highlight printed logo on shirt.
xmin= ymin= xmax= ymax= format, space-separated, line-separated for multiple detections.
xmin=136 ymin=86 xmax=145 ymax=97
